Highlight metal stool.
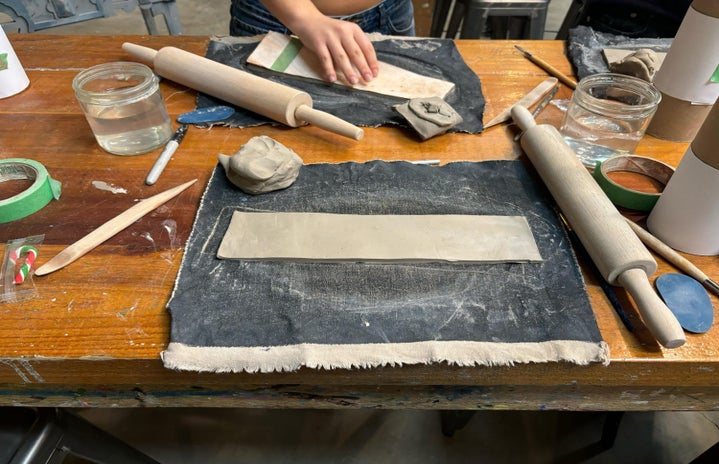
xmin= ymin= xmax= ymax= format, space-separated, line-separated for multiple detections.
xmin=431 ymin=0 xmax=550 ymax=39
xmin=0 ymin=0 xmax=182 ymax=34
xmin=1 ymin=407 xmax=161 ymax=464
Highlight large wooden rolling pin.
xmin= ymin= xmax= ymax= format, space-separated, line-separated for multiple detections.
xmin=511 ymin=105 xmax=685 ymax=349
xmin=122 ymin=42 xmax=363 ymax=141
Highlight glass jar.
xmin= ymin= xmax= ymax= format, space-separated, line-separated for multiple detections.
xmin=560 ymin=73 xmax=662 ymax=168
xmin=73 ymin=62 xmax=173 ymax=156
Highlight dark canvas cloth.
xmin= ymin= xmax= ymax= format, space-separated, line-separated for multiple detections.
xmin=196 ymin=36 xmax=485 ymax=133
xmin=567 ymin=26 xmax=673 ymax=80
xmin=163 ymin=160 xmax=608 ymax=373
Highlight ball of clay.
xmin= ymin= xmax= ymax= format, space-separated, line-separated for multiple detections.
xmin=218 ymin=136 xmax=303 ymax=194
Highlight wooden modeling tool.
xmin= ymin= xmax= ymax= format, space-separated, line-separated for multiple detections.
xmin=625 ymin=219 xmax=719 ymax=297
xmin=514 ymin=45 xmax=578 ymax=90
xmin=122 ymin=42 xmax=363 ymax=141
xmin=511 ymin=105 xmax=685 ymax=348
xmin=484 ymin=77 xmax=558 ymax=128
xmin=35 ymin=179 xmax=197 ymax=276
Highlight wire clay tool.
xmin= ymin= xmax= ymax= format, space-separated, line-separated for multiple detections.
xmin=35 ymin=180 xmax=197 ymax=276
xmin=514 ymin=85 xmax=560 ymax=141
xmin=146 ymin=124 xmax=188 ymax=186
xmin=514 ymin=45 xmax=578 ymax=90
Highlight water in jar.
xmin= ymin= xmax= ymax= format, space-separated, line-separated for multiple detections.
xmin=82 ymin=91 xmax=173 ymax=156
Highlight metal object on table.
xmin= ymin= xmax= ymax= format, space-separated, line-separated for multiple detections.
xmin=0 ymin=0 xmax=182 ymax=34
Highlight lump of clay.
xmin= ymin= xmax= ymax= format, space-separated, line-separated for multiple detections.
xmin=607 ymin=48 xmax=658 ymax=82
xmin=394 ymin=96 xmax=463 ymax=140
xmin=218 ymin=136 xmax=303 ymax=194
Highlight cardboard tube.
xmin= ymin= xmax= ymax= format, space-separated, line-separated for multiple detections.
xmin=512 ymin=105 xmax=685 ymax=349
xmin=122 ymin=43 xmax=363 ymax=141
xmin=647 ymin=103 xmax=719 ymax=255
xmin=0 ymin=28 xmax=29 ymax=99
xmin=691 ymin=100 xmax=719 ymax=169
xmin=647 ymin=1 xmax=719 ymax=141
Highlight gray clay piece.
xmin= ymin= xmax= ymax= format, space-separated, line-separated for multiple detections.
xmin=218 ymin=136 xmax=303 ymax=194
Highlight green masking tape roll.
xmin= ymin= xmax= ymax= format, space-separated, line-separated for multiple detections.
xmin=593 ymin=155 xmax=674 ymax=212
xmin=0 ymin=159 xmax=61 ymax=223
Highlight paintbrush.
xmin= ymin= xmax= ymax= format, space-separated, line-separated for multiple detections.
xmin=515 ymin=45 xmax=578 ymax=90
xmin=35 ymin=179 xmax=197 ymax=276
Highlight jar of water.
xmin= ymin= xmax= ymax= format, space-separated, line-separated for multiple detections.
xmin=73 ymin=62 xmax=173 ymax=155
xmin=560 ymin=73 xmax=661 ymax=168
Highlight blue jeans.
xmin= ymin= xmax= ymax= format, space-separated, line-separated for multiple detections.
xmin=230 ymin=0 xmax=415 ymax=37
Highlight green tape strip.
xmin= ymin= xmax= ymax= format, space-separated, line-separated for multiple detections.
xmin=593 ymin=155 xmax=674 ymax=212
xmin=269 ymin=37 xmax=303 ymax=72
xmin=711 ymin=63 xmax=719 ymax=83
xmin=0 ymin=159 xmax=61 ymax=223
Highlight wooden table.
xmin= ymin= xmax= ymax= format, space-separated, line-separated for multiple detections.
xmin=1 ymin=35 xmax=717 ymax=410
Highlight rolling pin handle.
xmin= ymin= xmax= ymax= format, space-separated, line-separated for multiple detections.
xmin=617 ymin=268 xmax=686 ymax=348
xmin=294 ymin=105 xmax=364 ymax=141
xmin=122 ymin=42 xmax=158 ymax=63
xmin=511 ymin=105 xmax=537 ymax=132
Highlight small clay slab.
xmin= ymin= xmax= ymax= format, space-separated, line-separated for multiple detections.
xmin=177 ymin=105 xmax=236 ymax=124
xmin=394 ymin=97 xmax=463 ymax=140
xmin=656 ymin=273 xmax=714 ymax=334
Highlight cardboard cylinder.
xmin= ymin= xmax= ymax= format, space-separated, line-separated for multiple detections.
xmin=647 ymin=104 xmax=719 ymax=255
xmin=0 ymin=28 xmax=30 ymax=99
xmin=647 ymin=0 xmax=719 ymax=141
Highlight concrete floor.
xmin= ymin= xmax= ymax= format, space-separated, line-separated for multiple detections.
xmin=5 ymin=1 xmax=719 ymax=463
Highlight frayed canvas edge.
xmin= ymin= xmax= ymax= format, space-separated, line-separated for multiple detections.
xmin=161 ymin=340 xmax=610 ymax=374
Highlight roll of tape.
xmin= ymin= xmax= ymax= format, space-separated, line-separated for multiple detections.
xmin=593 ymin=155 xmax=674 ymax=211
xmin=0 ymin=159 xmax=61 ymax=223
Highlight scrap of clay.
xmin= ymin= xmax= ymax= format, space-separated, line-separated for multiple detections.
xmin=604 ymin=48 xmax=660 ymax=82
xmin=394 ymin=96 xmax=463 ymax=140
xmin=218 ymin=136 xmax=303 ymax=194
xmin=218 ymin=212 xmax=543 ymax=263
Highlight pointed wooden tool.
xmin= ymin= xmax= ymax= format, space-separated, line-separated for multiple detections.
xmin=35 ymin=179 xmax=197 ymax=276
xmin=484 ymin=77 xmax=558 ymax=129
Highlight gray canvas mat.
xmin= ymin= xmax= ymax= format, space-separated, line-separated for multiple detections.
xmin=163 ymin=160 xmax=609 ymax=373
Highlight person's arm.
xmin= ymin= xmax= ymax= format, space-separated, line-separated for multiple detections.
xmin=260 ymin=0 xmax=379 ymax=84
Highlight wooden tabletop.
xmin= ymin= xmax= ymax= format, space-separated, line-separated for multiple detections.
xmin=1 ymin=35 xmax=717 ymax=409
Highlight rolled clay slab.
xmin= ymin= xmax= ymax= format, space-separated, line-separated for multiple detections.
xmin=218 ymin=212 xmax=543 ymax=263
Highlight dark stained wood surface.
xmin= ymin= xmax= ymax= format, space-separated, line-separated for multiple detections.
xmin=1 ymin=35 xmax=717 ymax=409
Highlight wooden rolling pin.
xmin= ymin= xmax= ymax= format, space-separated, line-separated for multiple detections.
xmin=511 ymin=105 xmax=685 ymax=349
xmin=122 ymin=42 xmax=363 ymax=141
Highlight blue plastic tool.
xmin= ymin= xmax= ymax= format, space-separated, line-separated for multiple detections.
xmin=177 ymin=106 xmax=235 ymax=124
xmin=656 ymin=273 xmax=714 ymax=334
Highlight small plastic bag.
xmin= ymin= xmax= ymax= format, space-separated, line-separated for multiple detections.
xmin=1 ymin=235 xmax=44 ymax=303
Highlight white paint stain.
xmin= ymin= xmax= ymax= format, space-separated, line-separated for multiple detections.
xmin=0 ymin=360 xmax=44 ymax=383
xmin=18 ymin=360 xmax=44 ymax=382
xmin=92 ymin=180 xmax=128 ymax=194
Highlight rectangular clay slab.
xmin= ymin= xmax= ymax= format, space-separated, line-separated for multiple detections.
xmin=218 ymin=212 xmax=542 ymax=263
